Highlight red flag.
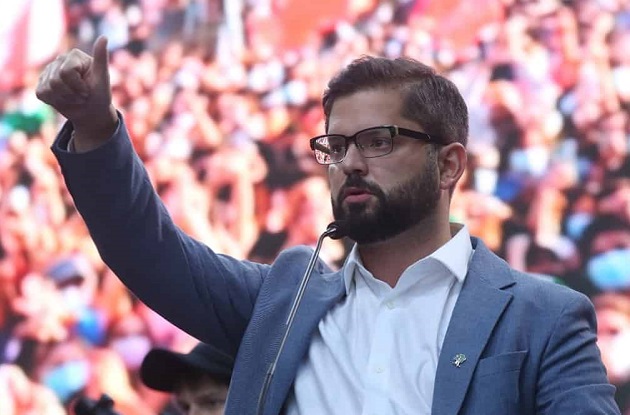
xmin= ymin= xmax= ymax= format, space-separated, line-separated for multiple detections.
xmin=0 ymin=0 xmax=66 ymax=92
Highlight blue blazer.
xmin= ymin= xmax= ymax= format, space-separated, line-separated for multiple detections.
xmin=52 ymin=120 xmax=620 ymax=414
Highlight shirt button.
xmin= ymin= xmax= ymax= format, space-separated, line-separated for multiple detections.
xmin=375 ymin=367 xmax=384 ymax=374
xmin=385 ymin=301 xmax=395 ymax=309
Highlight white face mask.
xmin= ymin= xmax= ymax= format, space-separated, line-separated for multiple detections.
xmin=474 ymin=167 xmax=498 ymax=195
xmin=605 ymin=329 xmax=630 ymax=384
xmin=110 ymin=335 xmax=152 ymax=370
xmin=60 ymin=285 xmax=88 ymax=315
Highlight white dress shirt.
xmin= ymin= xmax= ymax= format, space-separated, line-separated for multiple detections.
xmin=284 ymin=225 xmax=473 ymax=415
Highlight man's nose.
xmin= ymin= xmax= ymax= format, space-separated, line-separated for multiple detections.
xmin=340 ymin=143 xmax=368 ymax=175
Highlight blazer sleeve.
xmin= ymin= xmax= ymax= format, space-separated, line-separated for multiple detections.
xmin=537 ymin=291 xmax=620 ymax=414
xmin=51 ymin=116 xmax=269 ymax=357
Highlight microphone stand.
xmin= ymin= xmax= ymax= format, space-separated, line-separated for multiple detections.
xmin=256 ymin=221 xmax=344 ymax=415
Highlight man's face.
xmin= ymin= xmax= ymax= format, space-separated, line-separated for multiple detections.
xmin=174 ymin=375 xmax=229 ymax=415
xmin=327 ymin=88 xmax=441 ymax=244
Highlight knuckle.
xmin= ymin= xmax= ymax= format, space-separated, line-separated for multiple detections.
xmin=58 ymin=68 xmax=75 ymax=82
xmin=48 ymin=76 xmax=66 ymax=91
xmin=59 ymin=59 xmax=76 ymax=74
xmin=35 ymin=87 xmax=51 ymax=103
xmin=69 ymin=48 xmax=87 ymax=60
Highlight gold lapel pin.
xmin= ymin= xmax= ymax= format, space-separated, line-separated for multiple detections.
xmin=451 ymin=353 xmax=467 ymax=368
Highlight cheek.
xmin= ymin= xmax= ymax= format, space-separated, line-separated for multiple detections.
xmin=327 ymin=167 xmax=343 ymax=196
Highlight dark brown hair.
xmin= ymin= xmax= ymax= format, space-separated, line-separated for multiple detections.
xmin=322 ymin=56 xmax=469 ymax=147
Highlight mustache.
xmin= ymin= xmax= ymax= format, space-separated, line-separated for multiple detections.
xmin=337 ymin=174 xmax=381 ymax=198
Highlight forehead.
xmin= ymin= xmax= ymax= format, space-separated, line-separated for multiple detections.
xmin=591 ymin=230 xmax=630 ymax=254
xmin=327 ymin=88 xmax=408 ymax=135
xmin=175 ymin=376 xmax=229 ymax=399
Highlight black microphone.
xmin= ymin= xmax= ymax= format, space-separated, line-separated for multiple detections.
xmin=256 ymin=221 xmax=347 ymax=415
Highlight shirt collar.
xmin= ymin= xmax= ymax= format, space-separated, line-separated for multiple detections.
xmin=342 ymin=223 xmax=473 ymax=294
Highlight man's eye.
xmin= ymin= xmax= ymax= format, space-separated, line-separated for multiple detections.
xmin=368 ymin=138 xmax=388 ymax=148
xmin=330 ymin=145 xmax=344 ymax=154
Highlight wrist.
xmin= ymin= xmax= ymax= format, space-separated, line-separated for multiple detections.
xmin=71 ymin=106 xmax=119 ymax=152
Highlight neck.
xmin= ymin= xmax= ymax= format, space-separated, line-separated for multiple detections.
xmin=357 ymin=215 xmax=454 ymax=287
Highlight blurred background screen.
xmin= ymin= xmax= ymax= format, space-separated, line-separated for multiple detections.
xmin=0 ymin=0 xmax=629 ymax=413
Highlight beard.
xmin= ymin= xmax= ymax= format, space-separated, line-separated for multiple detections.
xmin=331 ymin=157 xmax=441 ymax=244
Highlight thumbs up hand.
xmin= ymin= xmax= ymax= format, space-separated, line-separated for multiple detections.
xmin=36 ymin=36 xmax=119 ymax=151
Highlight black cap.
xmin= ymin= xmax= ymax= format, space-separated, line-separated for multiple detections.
xmin=140 ymin=343 xmax=234 ymax=392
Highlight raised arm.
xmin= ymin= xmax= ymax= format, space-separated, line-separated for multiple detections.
xmin=36 ymin=37 xmax=268 ymax=356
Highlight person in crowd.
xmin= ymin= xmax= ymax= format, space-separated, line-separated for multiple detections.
xmin=140 ymin=342 xmax=233 ymax=415
xmin=594 ymin=292 xmax=630 ymax=413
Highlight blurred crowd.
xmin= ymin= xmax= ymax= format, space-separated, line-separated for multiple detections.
xmin=0 ymin=0 xmax=629 ymax=413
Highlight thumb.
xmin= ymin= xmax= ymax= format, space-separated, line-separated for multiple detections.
xmin=91 ymin=36 xmax=110 ymax=82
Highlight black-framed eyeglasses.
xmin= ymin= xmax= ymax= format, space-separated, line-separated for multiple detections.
xmin=309 ymin=125 xmax=443 ymax=165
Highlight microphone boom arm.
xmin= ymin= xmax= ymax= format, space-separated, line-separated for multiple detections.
xmin=255 ymin=221 xmax=343 ymax=415
xmin=285 ymin=223 xmax=339 ymax=326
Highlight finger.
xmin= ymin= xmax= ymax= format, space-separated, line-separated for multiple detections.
xmin=51 ymin=79 xmax=89 ymax=104
xmin=48 ymin=57 xmax=88 ymax=103
xmin=37 ymin=63 xmax=87 ymax=107
xmin=59 ymin=60 xmax=90 ymax=98
xmin=36 ymin=64 xmax=53 ymax=100
xmin=36 ymin=61 xmax=60 ymax=104
xmin=91 ymin=35 xmax=110 ymax=83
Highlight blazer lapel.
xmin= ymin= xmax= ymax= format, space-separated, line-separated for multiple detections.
xmin=263 ymin=270 xmax=345 ymax=415
xmin=431 ymin=240 xmax=515 ymax=415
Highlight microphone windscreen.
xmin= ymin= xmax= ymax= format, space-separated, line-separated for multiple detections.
xmin=326 ymin=220 xmax=347 ymax=240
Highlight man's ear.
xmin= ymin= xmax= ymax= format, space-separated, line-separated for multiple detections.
xmin=438 ymin=142 xmax=467 ymax=191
